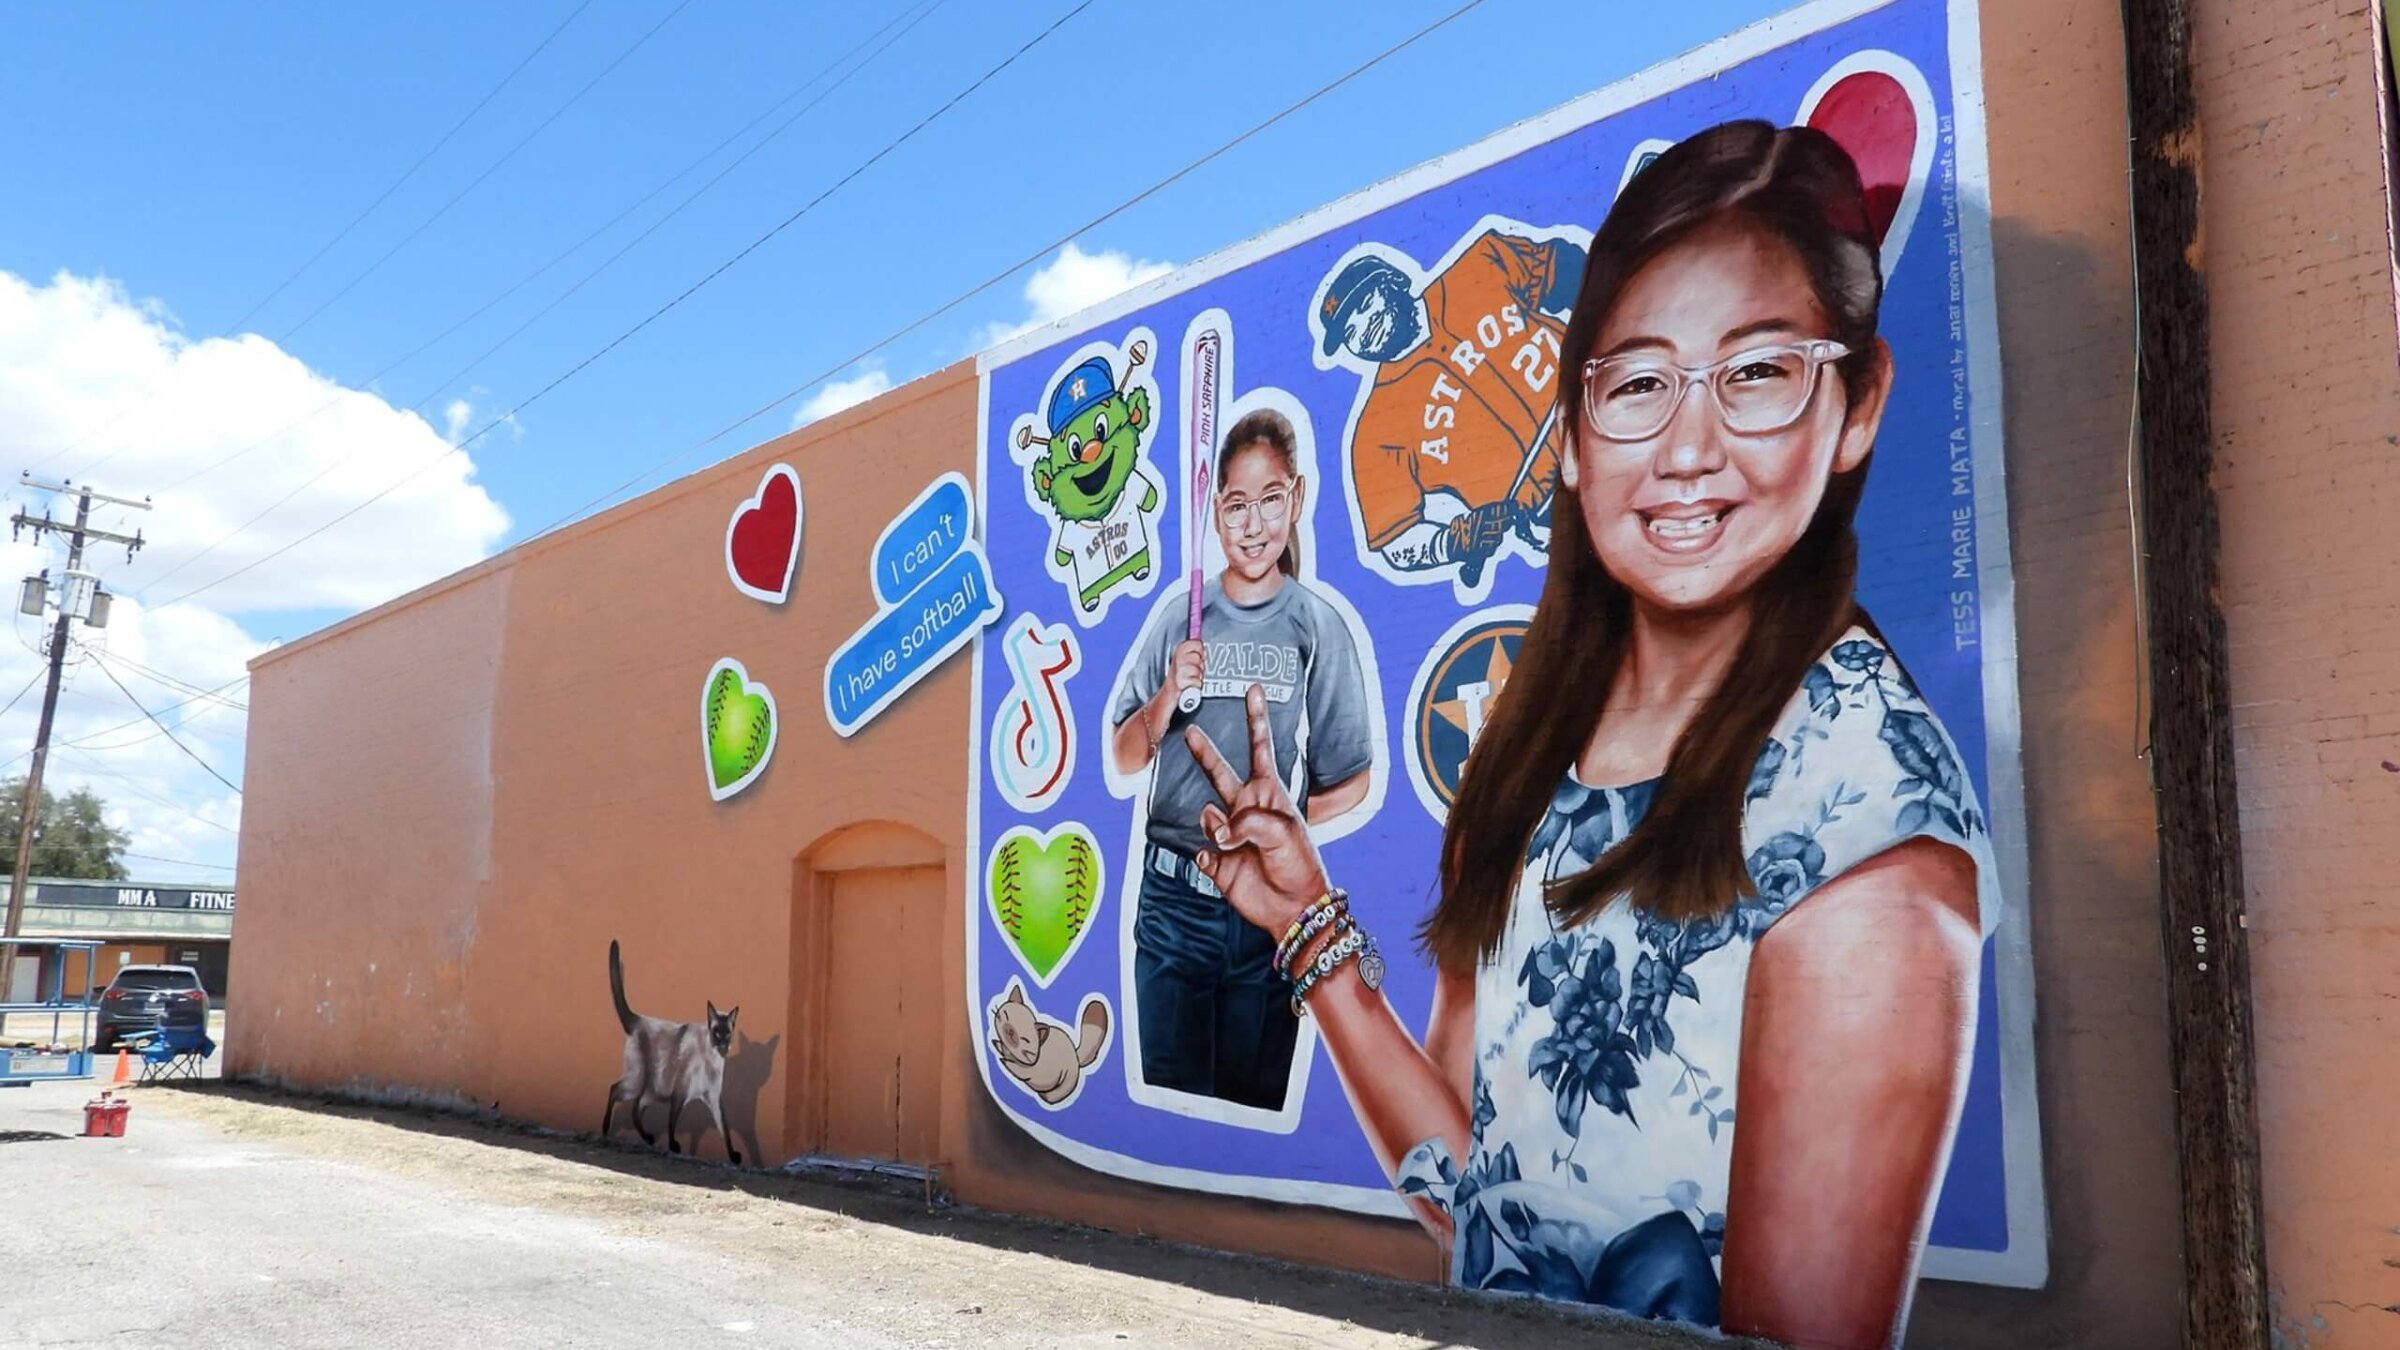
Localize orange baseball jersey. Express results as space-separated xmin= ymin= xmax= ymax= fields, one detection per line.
xmin=1350 ymin=231 xmax=1569 ymax=550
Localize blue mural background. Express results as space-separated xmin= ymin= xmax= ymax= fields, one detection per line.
xmin=970 ymin=0 xmax=2020 ymax=1257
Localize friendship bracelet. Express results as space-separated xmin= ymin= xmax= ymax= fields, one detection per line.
xmin=1280 ymin=911 xmax=1353 ymax=986
xmin=1274 ymin=890 xmax=1347 ymax=974
xmin=1290 ymin=926 xmax=1384 ymax=1017
xmin=1276 ymin=890 xmax=1343 ymax=958
xmin=1274 ymin=895 xmax=1350 ymax=979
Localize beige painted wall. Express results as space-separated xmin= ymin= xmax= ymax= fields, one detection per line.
xmin=2200 ymin=4 xmax=2400 ymax=1346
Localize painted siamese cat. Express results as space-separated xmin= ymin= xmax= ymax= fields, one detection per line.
xmin=988 ymin=983 xmax=1109 ymax=1107
xmin=602 ymin=939 xmax=742 ymax=1164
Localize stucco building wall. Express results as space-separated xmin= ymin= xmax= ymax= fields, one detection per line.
xmin=2200 ymin=4 xmax=2400 ymax=1345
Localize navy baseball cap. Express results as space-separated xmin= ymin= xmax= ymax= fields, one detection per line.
xmin=1319 ymin=255 xmax=1409 ymax=356
xmin=1047 ymin=357 xmax=1118 ymax=435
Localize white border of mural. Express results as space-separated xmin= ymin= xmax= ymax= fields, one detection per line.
xmin=968 ymin=0 xmax=2045 ymax=1288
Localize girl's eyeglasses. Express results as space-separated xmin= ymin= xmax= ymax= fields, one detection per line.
xmin=1582 ymin=339 xmax=1851 ymax=443
xmin=1217 ymin=487 xmax=1292 ymax=529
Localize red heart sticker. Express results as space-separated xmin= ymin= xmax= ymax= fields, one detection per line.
xmin=1800 ymin=58 xmax=1932 ymax=267
xmin=726 ymin=464 xmax=803 ymax=604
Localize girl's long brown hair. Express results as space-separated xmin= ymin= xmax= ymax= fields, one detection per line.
xmin=1424 ymin=120 xmax=1888 ymax=970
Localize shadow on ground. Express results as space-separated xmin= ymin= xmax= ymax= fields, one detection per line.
xmin=152 ymin=1078 xmax=1741 ymax=1350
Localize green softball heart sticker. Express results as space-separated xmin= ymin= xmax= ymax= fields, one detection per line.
xmin=702 ymin=658 xmax=778 ymax=801
xmin=987 ymin=824 xmax=1101 ymax=986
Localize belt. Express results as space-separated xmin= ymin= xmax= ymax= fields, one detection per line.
xmin=1144 ymin=843 xmax=1222 ymax=899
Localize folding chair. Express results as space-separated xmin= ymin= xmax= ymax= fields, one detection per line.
xmin=130 ymin=1024 xmax=215 ymax=1082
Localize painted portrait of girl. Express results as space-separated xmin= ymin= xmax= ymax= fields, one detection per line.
xmin=1174 ymin=120 xmax=1997 ymax=1348
xmin=1108 ymin=405 xmax=1377 ymax=1111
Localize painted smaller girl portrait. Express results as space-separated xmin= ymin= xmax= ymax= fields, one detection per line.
xmin=1173 ymin=119 xmax=1998 ymax=1350
xmin=1107 ymin=406 xmax=1377 ymax=1111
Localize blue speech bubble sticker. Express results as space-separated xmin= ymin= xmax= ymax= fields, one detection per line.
xmin=827 ymin=543 xmax=1003 ymax=738
xmin=871 ymin=472 xmax=974 ymax=608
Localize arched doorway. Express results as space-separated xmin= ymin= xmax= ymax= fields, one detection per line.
xmin=788 ymin=822 xmax=947 ymax=1165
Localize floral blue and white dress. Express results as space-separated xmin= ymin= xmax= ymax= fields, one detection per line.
xmin=1396 ymin=627 xmax=2000 ymax=1326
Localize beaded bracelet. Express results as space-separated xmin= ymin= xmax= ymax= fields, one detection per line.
xmin=1280 ymin=911 xmax=1352 ymax=987
xmin=1273 ymin=890 xmax=1347 ymax=976
xmin=1274 ymin=893 xmax=1350 ymax=979
xmin=1290 ymin=926 xmax=1384 ymax=1017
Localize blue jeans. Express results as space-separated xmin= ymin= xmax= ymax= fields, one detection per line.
xmin=1133 ymin=848 xmax=1300 ymax=1109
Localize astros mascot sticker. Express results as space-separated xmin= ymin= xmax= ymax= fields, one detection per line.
xmin=1010 ymin=330 xmax=1166 ymax=626
xmin=1309 ymin=218 xmax=1590 ymax=599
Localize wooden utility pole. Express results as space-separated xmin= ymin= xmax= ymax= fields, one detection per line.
xmin=2120 ymin=1 xmax=2271 ymax=1345
xmin=0 ymin=478 xmax=148 ymax=995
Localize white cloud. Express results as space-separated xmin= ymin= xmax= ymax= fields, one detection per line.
xmin=443 ymin=388 xmax=520 ymax=445
xmin=0 ymin=268 xmax=514 ymax=881
xmin=789 ymin=366 xmax=893 ymax=429
xmin=972 ymin=242 xmax=1174 ymax=350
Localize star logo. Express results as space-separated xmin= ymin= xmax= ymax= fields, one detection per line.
xmin=1411 ymin=616 xmax=1528 ymax=815
xmin=1069 ymin=375 xmax=1088 ymax=401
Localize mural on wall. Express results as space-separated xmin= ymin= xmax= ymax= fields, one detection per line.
xmin=825 ymin=472 xmax=1002 ymax=737
xmin=602 ymin=940 xmax=745 ymax=1162
xmin=988 ymin=822 xmax=1104 ymax=986
xmin=1006 ymin=333 xmax=1167 ymax=624
xmin=725 ymin=462 xmax=804 ymax=604
xmin=1309 ymin=221 xmax=1587 ymax=602
xmin=701 ymin=658 xmax=778 ymax=802
xmin=987 ymin=979 xmax=1113 ymax=1109
xmin=967 ymin=0 xmax=2041 ymax=1343
xmin=988 ymin=614 xmax=1084 ymax=813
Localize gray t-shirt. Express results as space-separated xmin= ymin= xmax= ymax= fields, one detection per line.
xmin=1110 ymin=578 xmax=1375 ymax=856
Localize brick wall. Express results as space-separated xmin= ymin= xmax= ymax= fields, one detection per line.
xmin=2201 ymin=4 xmax=2400 ymax=1345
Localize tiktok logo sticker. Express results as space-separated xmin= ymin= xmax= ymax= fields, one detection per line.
xmin=1404 ymin=606 xmax=1532 ymax=822
xmin=990 ymin=614 xmax=1082 ymax=813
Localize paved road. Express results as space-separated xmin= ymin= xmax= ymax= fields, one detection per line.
xmin=0 ymin=1078 xmax=1735 ymax=1350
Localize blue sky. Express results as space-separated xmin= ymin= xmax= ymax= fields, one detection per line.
xmin=0 ymin=0 xmax=1807 ymax=877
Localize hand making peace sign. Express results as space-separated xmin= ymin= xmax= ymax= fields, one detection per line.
xmin=1184 ymin=683 xmax=1335 ymax=938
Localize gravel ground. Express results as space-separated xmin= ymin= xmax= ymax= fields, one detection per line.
xmin=0 ymin=1076 xmax=1742 ymax=1350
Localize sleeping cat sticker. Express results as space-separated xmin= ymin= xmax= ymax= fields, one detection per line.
xmin=987 ymin=980 xmax=1110 ymax=1109
xmin=602 ymin=939 xmax=742 ymax=1163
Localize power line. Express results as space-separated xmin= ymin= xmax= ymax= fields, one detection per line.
xmin=90 ymin=661 xmax=241 ymax=797
xmin=275 ymin=0 xmax=700 ymax=345
xmin=0 ymin=673 xmax=253 ymax=769
xmin=0 ymin=831 xmax=232 ymax=872
xmin=0 ymin=668 xmax=43 ymax=722
xmin=533 ymin=0 xmax=1500 ymax=532
xmin=4 ymin=480 xmax=152 ymax=945
xmin=225 ymin=0 xmax=601 ymax=337
xmin=53 ymin=747 xmax=241 ymax=837
xmin=151 ymin=0 xmax=947 ymax=502
xmin=135 ymin=0 xmax=956 ymax=596
xmin=124 ymin=853 xmax=236 ymax=872
xmin=40 ymin=0 xmax=599 ymax=478
xmin=90 ymin=651 xmax=249 ymax=712
xmin=145 ymin=0 xmax=1100 ymax=610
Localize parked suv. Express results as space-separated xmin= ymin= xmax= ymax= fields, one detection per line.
xmin=94 ymin=965 xmax=209 ymax=1051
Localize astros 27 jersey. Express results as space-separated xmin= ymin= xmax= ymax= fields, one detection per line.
xmin=1350 ymin=231 xmax=1570 ymax=549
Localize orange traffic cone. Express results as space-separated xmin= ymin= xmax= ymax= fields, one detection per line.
xmin=112 ymin=1048 xmax=129 ymax=1084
